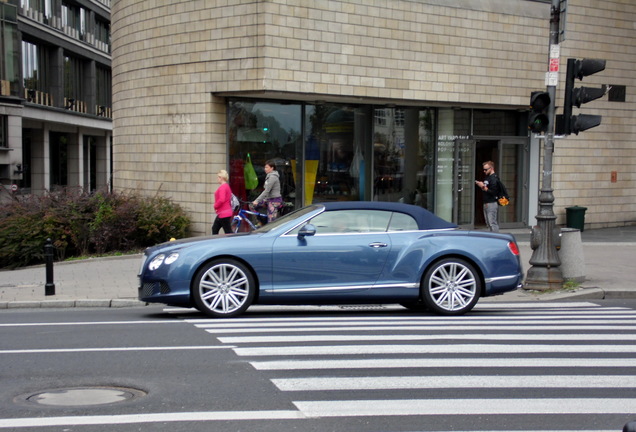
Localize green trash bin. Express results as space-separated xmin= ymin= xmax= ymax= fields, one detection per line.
xmin=566 ymin=206 xmax=587 ymax=231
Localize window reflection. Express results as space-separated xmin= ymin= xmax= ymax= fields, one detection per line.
xmin=305 ymin=105 xmax=366 ymax=204
xmin=373 ymin=108 xmax=435 ymax=210
xmin=228 ymin=101 xmax=300 ymax=213
xmin=228 ymin=100 xmax=437 ymax=213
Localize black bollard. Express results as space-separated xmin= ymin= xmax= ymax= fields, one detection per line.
xmin=44 ymin=238 xmax=55 ymax=296
xmin=625 ymin=421 xmax=636 ymax=432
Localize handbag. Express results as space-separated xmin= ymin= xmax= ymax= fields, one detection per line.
xmin=244 ymin=154 xmax=258 ymax=190
xmin=496 ymin=176 xmax=510 ymax=206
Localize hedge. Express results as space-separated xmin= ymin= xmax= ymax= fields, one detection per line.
xmin=0 ymin=189 xmax=190 ymax=269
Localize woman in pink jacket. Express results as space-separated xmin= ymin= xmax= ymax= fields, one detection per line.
xmin=212 ymin=170 xmax=234 ymax=234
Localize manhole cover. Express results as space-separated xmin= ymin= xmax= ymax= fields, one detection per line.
xmin=19 ymin=386 xmax=146 ymax=407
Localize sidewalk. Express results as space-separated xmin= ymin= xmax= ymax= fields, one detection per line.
xmin=1 ymin=226 xmax=635 ymax=309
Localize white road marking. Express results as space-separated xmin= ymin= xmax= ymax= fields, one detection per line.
xmin=293 ymin=398 xmax=636 ymax=417
xmin=219 ymin=332 xmax=636 ymax=343
xmin=272 ymin=375 xmax=636 ymax=391
xmin=205 ymin=324 xmax=636 ymax=333
xmin=251 ymin=357 xmax=636 ymax=370
xmin=0 ymin=320 xmax=182 ymax=327
xmin=0 ymin=346 xmax=235 ymax=354
xmin=234 ymin=343 xmax=636 ymax=356
xmin=191 ymin=316 xmax=636 ymax=328
xmin=0 ymin=410 xmax=305 ymax=428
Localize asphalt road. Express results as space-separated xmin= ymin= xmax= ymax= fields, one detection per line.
xmin=1 ymin=301 xmax=636 ymax=432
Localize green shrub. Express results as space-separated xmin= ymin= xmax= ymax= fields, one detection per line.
xmin=0 ymin=189 xmax=191 ymax=268
xmin=135 ymin=195 xmax=190 ymax=246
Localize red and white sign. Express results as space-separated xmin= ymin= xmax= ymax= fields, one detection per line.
xmin=549 ymin=58 xmax=559 ymax=72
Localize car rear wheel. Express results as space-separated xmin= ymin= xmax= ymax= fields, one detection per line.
xmin=421 ymin=258 xmax=480 ymax=315
xmin=192 ymin=259 xmax=255 ymax=318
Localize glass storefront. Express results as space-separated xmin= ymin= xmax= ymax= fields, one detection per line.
xmin=227 ymin=99 xmax=527 ymax=228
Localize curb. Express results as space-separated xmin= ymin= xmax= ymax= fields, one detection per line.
xmin=0 ymin=299 xmax=147 ymax=310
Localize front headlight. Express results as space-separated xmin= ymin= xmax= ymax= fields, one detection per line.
xmin=147 ymin=252 xmax=180 ymax=271
xmin=165 ymin=252 xmax=179 ymax=265
xmin=148 ymin=254 xmax=165 ymax=271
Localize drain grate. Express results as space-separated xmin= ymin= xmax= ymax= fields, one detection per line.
xmin=18 ymin=386 xmax=146 ymax=407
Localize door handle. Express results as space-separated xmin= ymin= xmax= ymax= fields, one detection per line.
xmin=368 ymin=242 xmax=388 ymax=248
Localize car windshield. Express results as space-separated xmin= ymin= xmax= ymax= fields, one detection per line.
xmin=253 ymin=205 xmax=322 ymax=233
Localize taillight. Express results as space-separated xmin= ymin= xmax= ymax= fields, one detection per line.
xmin=508 ymin=241 xmax=520 ymax=256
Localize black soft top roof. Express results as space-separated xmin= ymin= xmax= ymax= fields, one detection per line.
xmin=319 ymin=201 xmax=457 ymax=230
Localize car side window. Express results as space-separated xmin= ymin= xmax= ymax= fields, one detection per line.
xmin=289 ymin=210 xmax=392 ymax=234
xmin=387 ymin=212 xmax=419 ymax=231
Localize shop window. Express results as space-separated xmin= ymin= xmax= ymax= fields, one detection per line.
xmin=305 ymin=105 xmax=369 ymax=205
xmin=373 ymin=108 xmax=436 ymax=210
xmin=228 ymin=101 xmax=301 ymax=212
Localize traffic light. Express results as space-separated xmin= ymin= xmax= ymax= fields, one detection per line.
xmin=560 ymin=58 xmax=606 ymax=135
xmin=528 ymin=91 xmax=550 ymax=134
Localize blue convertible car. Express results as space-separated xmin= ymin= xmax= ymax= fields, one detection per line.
xmin=138 ymin=201 xmax=522 ymax=317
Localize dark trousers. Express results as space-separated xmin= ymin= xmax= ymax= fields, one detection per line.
xmin=212 ymin=216 xmax=233 ymax=234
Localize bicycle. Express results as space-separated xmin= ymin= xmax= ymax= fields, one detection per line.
xmin=231 ymin=201 xmax=268 ymax=233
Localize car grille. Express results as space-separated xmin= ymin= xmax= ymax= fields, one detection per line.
xmin=140 ymin=281 xmax=171 ymax=297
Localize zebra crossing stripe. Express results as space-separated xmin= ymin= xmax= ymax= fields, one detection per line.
xmin=191 ymin=316 xmax=636 ymax=329
xmin=233 ymin=343 xmax=636 ymax=356
xmin=219 ymin=332 xmax=636 ymax=344
xmin=293 ymin=398 xmax=636 ymax=417
xmin=204 ymin=324 xmax=636 ymax=333
xmin=251 ymin=357 xmax=636 ymax=370
xmin=272 ymin=375 xmax=636 ymax=391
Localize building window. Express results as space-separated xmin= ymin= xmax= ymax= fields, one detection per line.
xmin=21 ymin=0 xmax=53 ymax=18
xmin=61 ymin=2 xmax=87 ymax=40
xmin=373 ymin=108 xmax=436 ymax=210
xmin=228 ymin=100 xmax=301 ymax=211
xmin=96 ymin=65 xmax=111 ymax=111
xmin=50 ymin=132 xmax=68 ymax=188
xmin=0 ymin=116 xmax=7 ymax=148
xmin=95 ymin=18 xmax=110 ymax=52
xmin=1 ymin=3 xmax=19 ymax=96
xmin=22 ymin=40 xmax=47 ymax=91
xmin=64 ymin=54 xmax=84 ymax=110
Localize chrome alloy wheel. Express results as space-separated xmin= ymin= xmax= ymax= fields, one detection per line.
xmin=193 ymin=260 xmax=254 ymax=317
xmin=423 ymin=258 xmax=480 ymax=315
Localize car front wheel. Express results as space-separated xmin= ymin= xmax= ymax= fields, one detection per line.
xmin=421 ymin=258 xmax=480 ymax=315
xmin=192 ymin=259 xmax=255 ymax=318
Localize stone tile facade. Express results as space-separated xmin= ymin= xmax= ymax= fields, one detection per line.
xmin=111 ymin=0 xmax=635 ymax=235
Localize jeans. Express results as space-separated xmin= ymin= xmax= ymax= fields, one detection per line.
xmin=483 ymin=202 xmax=499 ymax=232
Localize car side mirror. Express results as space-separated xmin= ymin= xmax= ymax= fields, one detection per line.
xmin=298 ymin=223 xmax=316 ymax=238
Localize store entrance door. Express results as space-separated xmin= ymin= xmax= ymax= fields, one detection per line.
xmin=451 ymin=137 xmax=528 ymax=229
xmin=474 ymin=137 xmax=528 ymax=229
xmin=452 ymin=139 xmax=476 ymax=228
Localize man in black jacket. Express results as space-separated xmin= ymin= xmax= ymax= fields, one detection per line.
xmin=475 ymin=160 xmax=501 ymax=232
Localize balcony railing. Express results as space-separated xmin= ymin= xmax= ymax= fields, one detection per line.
xmin=24 ymin=89 xmax=53 ymax=106
xmin=1 ymin=80 xmax=11 ymax=96
xmin=21 ymin=7 xmax=111 ymax=54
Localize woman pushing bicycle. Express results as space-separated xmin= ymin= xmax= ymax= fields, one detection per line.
xmin=252 ymin=159 xmax=282 ymax=222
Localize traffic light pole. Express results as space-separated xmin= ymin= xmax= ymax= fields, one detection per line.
xmin=524 ymin=0 xmax=564 ymax=291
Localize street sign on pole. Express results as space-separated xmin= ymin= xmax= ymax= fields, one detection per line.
xmin=559 ymin=0 xmax=568 ymax=42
